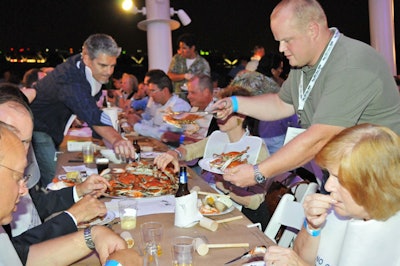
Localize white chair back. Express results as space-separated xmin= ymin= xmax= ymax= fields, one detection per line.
xmin=294 ymin=182 xmax=318 ymax=203
xmin=264 ymin=194 xmax=305 ymax=247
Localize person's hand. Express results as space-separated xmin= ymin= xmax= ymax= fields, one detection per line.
xmin=223 ymin=163 xmax=256 ymax=187
xmin=75 ymin=174 xmax=110 ymax=198
xmin=113 ymin=138 xmax=136 ymax=160
xmin=67 ymin=195 xmax=107 ymax=224
xmin=212 ymin=97 xmax=233 ymax=119
xmin=303 ymin=193 xmax=336 ymax=229
xmin=160 ymin=131 xmax=181 ymax=144
xmin=90 ymin=226 xmax=127 ymax=265
xmin=126 ymin=112 xmax=142 ymax=126
xmin=153 ymin=152 xmax=180 ymax=173
xmin=106 ymin=249 xmax=143 ymax=266
xmin=184 ymin=73 xmax=193 ymax=80
xmin=264 ymin=245 xmax=308 ymax=266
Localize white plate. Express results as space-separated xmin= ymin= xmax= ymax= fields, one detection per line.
xmin=141 ymin=151 xmax=162 ymax=159
xmin=198 ymin=158 xmax=224 ymax=174
xmin=201 ymin=205 xmax=235 ymax=217
xmin=78 ymin=211 xmax=116 ymax=228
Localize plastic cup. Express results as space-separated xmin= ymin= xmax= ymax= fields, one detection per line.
xmin=95 ymin=157 xmax=109 ymax=174
xmin=82 ymin=144 xmax=94 ymax=164
xmin=172 ymin=236 xmax=195 ymax=266
xmin=118 ymin=199 xmax=138 ymax=230
xmin=141 ymin=222 xmax=163 ymax=257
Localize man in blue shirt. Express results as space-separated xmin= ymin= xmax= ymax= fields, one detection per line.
xmin=30 ymin=34 xmax=136 ymax=187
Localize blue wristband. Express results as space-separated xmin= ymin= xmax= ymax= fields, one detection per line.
xmin=105 ymin=260 xmax=122 ymax=266
xmin=231 ymin=96 xmax=239 ymax=113
xmin=303 ymin=219 xmax=321 ymax=237
xmin=179 ymin=134 xmax=185 ymax=145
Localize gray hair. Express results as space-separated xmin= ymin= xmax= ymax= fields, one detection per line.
xmin=82 ymin=34 xmax=121 ymax=60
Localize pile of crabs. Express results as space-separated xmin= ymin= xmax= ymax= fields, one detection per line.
xmin=103 ymin=161 xmax=178 ymax=197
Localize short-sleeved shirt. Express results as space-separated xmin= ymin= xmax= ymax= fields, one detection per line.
xmin=168 ymin=53 xmax=211 ymax=94
xmin=279 ymin=32 xmax=400 ymax=134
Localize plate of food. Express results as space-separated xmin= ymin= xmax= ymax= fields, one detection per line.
xmin=78 ymin=211 xmax=116 ymax=228
xmin=163 ymin=112 xmax=207 ymax=128
xmin=199 ymin=195 xmax=235 ymax=216
xmin=198 ymin=147 xmax=250 ymax=174
xmin=104 ymin=161 xmax=178 ymax=198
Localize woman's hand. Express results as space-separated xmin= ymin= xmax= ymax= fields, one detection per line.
xmin=303 ymin=193 xmax=336 ymax=229
xmin=265 ymin=245 xmax=309 ymax=266
xmin=154 ymin=152 xmax=179 ymax=172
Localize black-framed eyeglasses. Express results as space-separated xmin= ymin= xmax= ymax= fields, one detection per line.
xmin=0 ymin=164 xmax=31 ymax=184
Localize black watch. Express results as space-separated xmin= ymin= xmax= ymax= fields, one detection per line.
xmin=253 ymin=164 xmax=266 ymax=184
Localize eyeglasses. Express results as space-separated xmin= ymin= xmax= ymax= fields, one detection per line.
xmin=0 ymin=164 xmax=31 ymax=184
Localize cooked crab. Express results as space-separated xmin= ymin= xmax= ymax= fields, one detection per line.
xmin=209 ymin=146 xmax=250 ymax=169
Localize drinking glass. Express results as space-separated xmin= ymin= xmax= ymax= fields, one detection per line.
xmin=141 ymin=222 xmax=163 ymax=265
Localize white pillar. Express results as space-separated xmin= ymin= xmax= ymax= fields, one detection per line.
xmin=138 ymin=0 xmax=180 ymax=73
xmin=368 ymin=0 xmax=396 ymax=75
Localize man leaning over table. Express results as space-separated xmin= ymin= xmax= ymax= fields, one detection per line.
xmin=0 ymin=84 xmax=112 ymax=264
xmin=213 ymin=0 xmax=400 ymax=189
xmin=29 ymin=33 xmax=136 ymax=188
xmin=133 ymin=69 xmax=191 ymax=139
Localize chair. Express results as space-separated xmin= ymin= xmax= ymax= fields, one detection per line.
xmin=293 ymin=182 xmax=318 ymax=203
xmin=264 ymin=194 xmax=305 ymax=247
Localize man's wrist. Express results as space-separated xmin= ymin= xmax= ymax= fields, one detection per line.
xmin=83 ymin=226 xmax=96 ymax=250
xmin=253 ymin=164 xmax=266 ymax=184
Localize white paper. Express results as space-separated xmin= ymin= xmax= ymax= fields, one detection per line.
xmin=105 ymin=195 xmax=176 ymax=218
xmin=174 ymin=192 xmax=203 ymax=228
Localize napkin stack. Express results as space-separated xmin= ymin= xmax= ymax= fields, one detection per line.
xmin=174 ymin=191 xmax=202 ymax=228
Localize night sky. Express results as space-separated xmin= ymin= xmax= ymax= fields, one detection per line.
xmin=0 ymin=0 xmax=399 ymax=71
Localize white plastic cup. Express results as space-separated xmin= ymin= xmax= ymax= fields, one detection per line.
xmin=118 ymin=199 xmax=138 ymax=230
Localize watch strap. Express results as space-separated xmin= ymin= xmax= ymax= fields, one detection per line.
xmin=84 ymin=226 xmax=96 ymax=250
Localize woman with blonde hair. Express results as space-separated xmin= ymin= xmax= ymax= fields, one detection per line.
xmin=264 ymin=123 xmax=400 ymax=265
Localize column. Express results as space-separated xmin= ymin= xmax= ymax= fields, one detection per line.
xmin=368 ymin=0 xmax=396 ymax=75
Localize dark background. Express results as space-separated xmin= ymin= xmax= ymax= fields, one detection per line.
xmin=0 ymin=0 xmax=399 ymax=77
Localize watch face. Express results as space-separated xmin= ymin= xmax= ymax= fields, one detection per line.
xmin=255 ymin=174 xmax=265 ymax=184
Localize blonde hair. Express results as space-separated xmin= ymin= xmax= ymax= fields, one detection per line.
xmin=316 ymin=124 xmax=400 ymax=220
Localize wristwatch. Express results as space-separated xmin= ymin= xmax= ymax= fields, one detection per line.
xmin=253 ymin=164 xmax=266 ymax=184
xmin=84 ymin=227 xmax=95 ymax=250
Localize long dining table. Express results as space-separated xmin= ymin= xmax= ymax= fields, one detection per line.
xmin=56 ymin=134 xmax=275 ymax=265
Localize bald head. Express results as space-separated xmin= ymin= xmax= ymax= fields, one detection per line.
xmin=0 ymin=99 xmax=33 ymax=153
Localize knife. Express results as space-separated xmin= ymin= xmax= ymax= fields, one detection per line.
xmin=224 ymin=246 xmax=267 ymax=265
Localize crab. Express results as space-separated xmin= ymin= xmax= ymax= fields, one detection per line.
xmin=209 ymin=146 xmax=250 ymax=169
xmin=106 ymin=161 xmax=178 ymax=197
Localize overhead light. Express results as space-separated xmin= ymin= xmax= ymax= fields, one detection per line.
xmin=170 ymin=8 xmax=191 ymax=26
xmin=176 ymin=9 xmax=191 ymax=26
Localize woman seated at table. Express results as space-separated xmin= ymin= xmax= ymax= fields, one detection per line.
xmin=154 ymin=86 xmax=271 ymax=230
xmin=264 ymin=123 xmax=400 ymax=265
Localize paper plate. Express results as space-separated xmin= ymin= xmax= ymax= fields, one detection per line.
xmin=78 ymin=211 xmax=116 ymax=228
xmin=201 ymin=205 xmax=235 ymax=217
xmin=198 ymin=158 xmax=224 ymax=174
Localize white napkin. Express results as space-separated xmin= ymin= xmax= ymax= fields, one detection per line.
xmin=102 ymin=107 xmax=119 ymax=131
xmin=174 ymin=191 xmax=203 ymax=228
